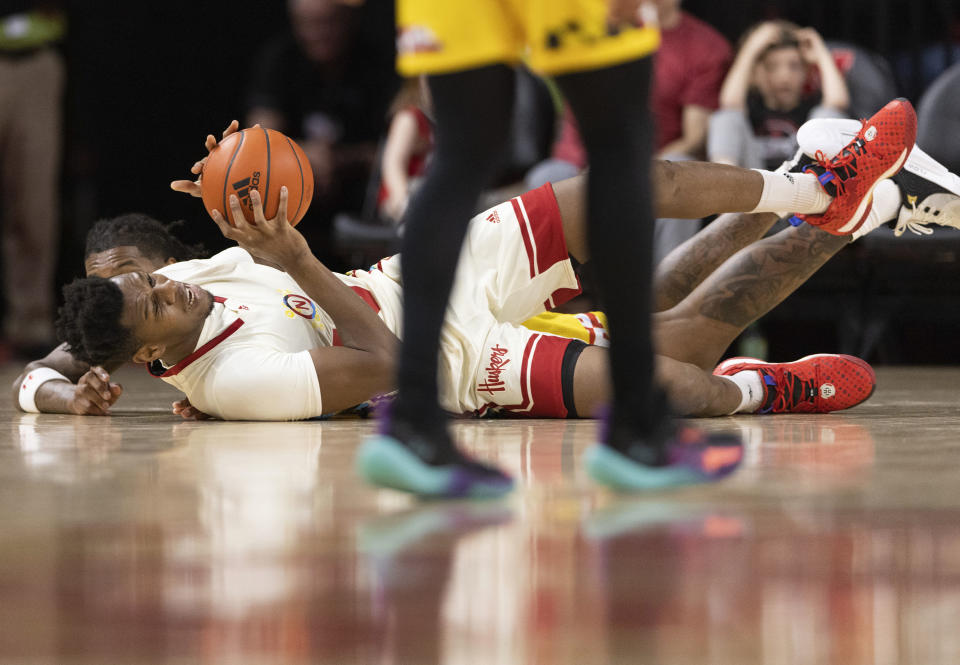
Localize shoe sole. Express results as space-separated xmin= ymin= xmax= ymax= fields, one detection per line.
xmin=715 ymin=352 xmax=848 ymax=374
xmin=356 ymin=435 xmax=513 ymax=499
xmin=837 ymin=146 xmax=910 ymax=234
xmin=798 ymin=118 xmax=960 ymax=196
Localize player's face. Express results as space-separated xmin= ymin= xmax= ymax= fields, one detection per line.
xmin=113 ymin=271 xmax=214 ymax=361
xmin=755 ymin=47 xmax=806 ymax=111
xmin=85 ymin=246 xmax=172 ymax=279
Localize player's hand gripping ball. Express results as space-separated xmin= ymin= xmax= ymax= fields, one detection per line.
xmin=201 ymin=127 xmax=314 ymax=227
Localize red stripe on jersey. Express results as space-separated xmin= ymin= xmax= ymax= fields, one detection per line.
xmin=511 ymin=197 xmax=537 ymax=279
xmin=520 ymin=182 xmax=569 ymax=273
xmin=350 ymin=286 xmax=381 ymax=313
xmin=502 ymin=333 xmax=570 ymax=418
xmin=543 ymin=286 xmax=583 ymax=313
xmin=586 ymin=312 xmax=603 ymax=329
xmin=549 ymin=278 xmax=583 ymax=310
xmin=500 ymin=334 xmax=538 ymax=412
xmin=147 ymin=318 xmax=245 ymax=378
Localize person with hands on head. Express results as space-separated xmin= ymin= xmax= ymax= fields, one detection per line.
xmin=709 ymin=20 xmax=849 ymax=170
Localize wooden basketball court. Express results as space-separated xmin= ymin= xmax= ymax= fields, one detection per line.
xmin=2 ymin=363 xmax=960 ymax=664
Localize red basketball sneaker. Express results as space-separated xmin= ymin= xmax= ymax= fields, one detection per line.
xmin=713 ymin=354 xmax=876 ymax=414
xmin=792 ymin=98 xmax=917 ymax=236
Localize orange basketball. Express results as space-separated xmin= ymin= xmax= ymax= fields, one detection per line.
xmin=201 ymin=127 xmax=314 ymax=227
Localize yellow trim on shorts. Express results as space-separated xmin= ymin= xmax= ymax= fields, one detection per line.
xmin=522 ymin=311 xmax=608 ymax=343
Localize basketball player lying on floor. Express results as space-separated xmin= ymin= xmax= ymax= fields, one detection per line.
xmin=11 ymin=212 xmax=609 ymax=415
xmin=35 ymin=114 xmax=960 ymax=421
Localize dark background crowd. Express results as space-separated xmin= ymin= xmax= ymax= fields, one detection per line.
xmin=1 ymin=0 xmax=958 ymax=363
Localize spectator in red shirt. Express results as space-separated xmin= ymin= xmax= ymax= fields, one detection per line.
xmin=708 ymin=20 xmax=850 ymax=170
xmin=653 ymin=0 xmax=732 ymax=159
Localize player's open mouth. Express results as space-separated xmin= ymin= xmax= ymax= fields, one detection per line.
xmin=184 ymin=284 xmax=195 ymax=310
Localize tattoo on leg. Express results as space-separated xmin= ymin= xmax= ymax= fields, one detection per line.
xmin=655 ymin=213 xmax=777 ymax=311
xmin=697 ymin=225 xmax=849 ymax=328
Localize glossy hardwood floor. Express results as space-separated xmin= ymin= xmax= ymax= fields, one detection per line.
xmin=2 ymin=364 xmax=960 ymax=665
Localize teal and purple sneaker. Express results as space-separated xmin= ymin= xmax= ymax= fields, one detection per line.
xmin=357 ymin=406 xmax=514 ymax=499
xmin=584 ymin=425 xmax=743 ymax=491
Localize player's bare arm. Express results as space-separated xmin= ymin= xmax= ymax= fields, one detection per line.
xmin=12 ymin=344 xmax=123 ymax=416
xmin=212 ymin=187 xmax=399 ymax=414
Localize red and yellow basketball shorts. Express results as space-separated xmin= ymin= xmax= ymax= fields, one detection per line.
xmin=351 ymin=183 xmax=587 ymax=417
xmin=397 ymin=0 xmax=660 ymax=76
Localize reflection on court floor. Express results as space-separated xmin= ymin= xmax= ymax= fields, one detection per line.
xmin=2 ymin=364 xmax=960 ymax=664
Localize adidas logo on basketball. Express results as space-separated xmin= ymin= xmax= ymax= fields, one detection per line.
xmin=232 ymin=171 xmax=261 ymax=210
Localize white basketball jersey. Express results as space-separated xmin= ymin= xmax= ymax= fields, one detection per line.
xmin=152 ymin=247 xmax=401 ymax=420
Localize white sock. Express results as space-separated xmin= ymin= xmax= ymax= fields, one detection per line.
xmin=749 ymin=169 xmax=832 ymax=217
xmin=851 ymin=179 xmax=903 ymax=240
xmin=721 ymin=370 xmax=764 ymax=414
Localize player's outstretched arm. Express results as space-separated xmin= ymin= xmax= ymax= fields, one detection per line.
xmin=211 ymin=187 xmax=399 ymax=415
xmin=12 ymin=344 xmax=123 ymax=416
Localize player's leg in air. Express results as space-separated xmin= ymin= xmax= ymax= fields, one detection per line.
xmin=793 ymin=116 xmax=960 ymax=237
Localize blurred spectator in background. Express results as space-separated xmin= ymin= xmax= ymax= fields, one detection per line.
xmin=378 ymin=76 xmax=432 ymax=226
xmin=527 ymin=0 xmax=732 ymax=263
xmin=245 ymin=0 xmax=398 ymax=266
xmin=708 ymin=20 xmax=849 ymax=170
xmin=651 ymin=0 xmax=731 ymax=160
xmin=0 ymin=2 xmax=65 ymax=359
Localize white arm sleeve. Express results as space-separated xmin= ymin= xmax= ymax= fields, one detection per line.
xmin=192 ymin=348 xmax=323 ymax=421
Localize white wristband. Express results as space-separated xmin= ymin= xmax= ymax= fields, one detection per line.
xmin=18 ymin=367 xmax=70 ymax=413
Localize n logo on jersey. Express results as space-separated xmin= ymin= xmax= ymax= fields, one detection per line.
xmin=283 ymin=293 xmax=316 ymax=319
